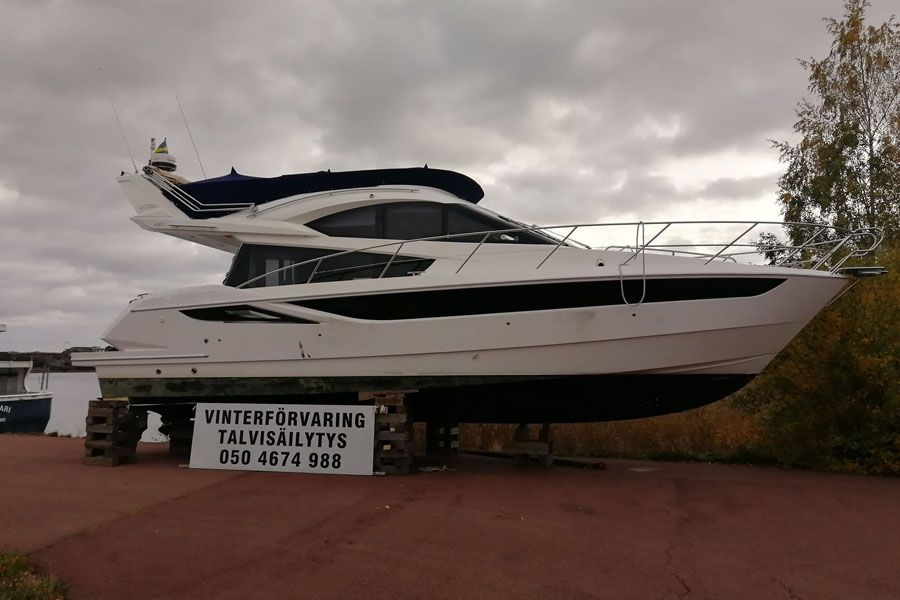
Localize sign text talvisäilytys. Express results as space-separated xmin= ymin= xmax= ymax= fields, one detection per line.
xmin=190 ymin=403 xmax=375 ymax=475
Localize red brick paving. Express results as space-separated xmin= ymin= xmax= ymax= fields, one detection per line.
xmin=1 ymin=435 xmax=898 ymax=599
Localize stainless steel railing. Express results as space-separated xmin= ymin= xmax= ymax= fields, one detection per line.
xmin=143 ymin=167 xmax=255 ymax=214
xmin=234 ymin=220 xmax=884 ymax=289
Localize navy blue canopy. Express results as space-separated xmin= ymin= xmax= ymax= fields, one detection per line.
xmin=169 ymin=167 xmax=484 ymax=219
xmin=185 ymin=167 xmax=260 ymax=186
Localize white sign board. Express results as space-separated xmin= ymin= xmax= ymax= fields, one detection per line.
xmin=190 ymin=403 xmax=375 ymax=476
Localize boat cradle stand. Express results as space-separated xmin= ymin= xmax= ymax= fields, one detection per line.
xmin=513 ymin=423 xmax=554 ymax=467
xmin=82 ymin=398 xmax=185 ymax=466
xmin=82 ymin=398 xmax=148 ymax=467
xmin=361 ymin=390 xmax=414 ymax=475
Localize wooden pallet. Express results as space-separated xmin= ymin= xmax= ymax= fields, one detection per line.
xmin=365 ymin=391 xmax=416 ymax=475
xmin=512 ymin=423 xmax=554 ymax=467
xmin=426 ymin=422 xmax=460 ymax=456
xmin=82 ymin=399 xmax=147 ymax=467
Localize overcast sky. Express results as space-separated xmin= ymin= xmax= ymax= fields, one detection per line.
xmin=0 ymin=0 xmax=895 ymax=350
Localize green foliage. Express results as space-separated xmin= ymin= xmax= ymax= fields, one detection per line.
xmin=773 ymin=0 xmax=900 ymax=243
xmin=0 ymin=553 xmax=66 ymax=600
xmin=736 ymin=245 xmax=900 ymax=474
xmin=740 ymin=0 xmax=900 ymax=476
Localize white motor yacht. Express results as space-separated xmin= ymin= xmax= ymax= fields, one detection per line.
xmin=73 ymin=141 xmax=884 ymax=423
xmin=1 ymin=324 xmax=53 ymax=433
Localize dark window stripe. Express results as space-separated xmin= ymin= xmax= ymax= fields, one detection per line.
xmin=289 ymin=277 xmax=784 ymax=320
xmin=182 ymin=305 xmax=317 ymax=324
xmin=224 ymin=244 xmax=434 ymax=288
xmin=307 ymin=202 xmax=553 ymax=244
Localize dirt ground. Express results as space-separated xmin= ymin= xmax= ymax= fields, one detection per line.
xmin=1 ymin=435 xmax=898 ymax=600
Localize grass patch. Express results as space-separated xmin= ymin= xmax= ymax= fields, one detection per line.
xmin=0 ymin=553 xmax=66 ymax=600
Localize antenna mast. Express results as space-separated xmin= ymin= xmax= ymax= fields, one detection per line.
xmin=100 ymin=68 xmax=137 ymax=173
xmin=176 ymin=95 xmax=207 ymax=179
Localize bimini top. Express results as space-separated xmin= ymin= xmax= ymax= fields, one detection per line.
xmin=167 ymin=166 xmax=484 ymax=219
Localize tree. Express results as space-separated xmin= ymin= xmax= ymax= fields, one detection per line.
xmin=737 ymin=1 xmax=900 ymax=475
xmin=773 ymin=0 xmax=900 ymax=244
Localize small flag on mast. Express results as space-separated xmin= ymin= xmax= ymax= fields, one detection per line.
xmin=154 ymin=138 xmax=169 ymax=154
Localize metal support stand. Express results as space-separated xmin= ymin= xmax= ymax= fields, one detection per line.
xmin=158 ymin=405 xmax=195 ymax=458
xmin=512 ymin=423 xmax=554 ymax=467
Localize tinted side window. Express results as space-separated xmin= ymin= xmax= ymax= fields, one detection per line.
xmin=447 ymin=206 xmax=498 ymax=242
xmin=224 ymin=244 xmax=433 ymax=288
xmin=308 ymin=206 xmax=380 ymax=238
xmin=446 ymin=206 xmax=551 ymax=244
xmin=307 ymin=202 xmax=553 ymax=244
xmin=224 ymin=245 xmax=335 ymax=288
xmin=384 ymin=203 xmax=444 ymax=240
xmin=315 ymin=253 xmax=433 ymax=282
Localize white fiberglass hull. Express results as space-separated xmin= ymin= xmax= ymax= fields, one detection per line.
xmin=84 ymin=309 xmax=809 ymax=380
xmin=73 ymin=266 xmax=845 ymax=422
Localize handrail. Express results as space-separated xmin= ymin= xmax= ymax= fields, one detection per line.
xmin=143 ymin=168 xmax=255 ymax=214
xmin=233 ymin=220 xmax=884 ymax=289
xmin=622 ymin=222 xmax=670 ymax=267
xmin=379 ymin=241 xmax=407 ymax=278
xmin=604 ymin=246 xmax=739 ymax=262
xmin=775 ymin=226 xmax=826 ymax=266
xmin=815 ymin=228 xmax=878 ymax=270
xmin=619 ymin=222 xmax=648 ymax=305
xmin=536 ymin=225 xmax=579 ymax=269
xmin=247 ymin=187 xmax=422 ymax=218
xmin=455 ymin=232 xmax=493 ymax=274
xmin=704 ymin=222 xmax=757 ymax=264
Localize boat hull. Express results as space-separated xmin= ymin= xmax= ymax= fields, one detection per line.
xmin=77 ymin=267 xmax=847 ymax=423
xmin=0 ymin=393 xmax=52 ymax=434
xmin=100 ymin=373 xmax=752 ymax=423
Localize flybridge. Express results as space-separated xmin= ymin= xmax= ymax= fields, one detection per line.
xmin=148 ymin=164 xmax=485 ymax=219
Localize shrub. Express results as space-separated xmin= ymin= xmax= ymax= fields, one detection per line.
xmin=0 ymin=553 xmax=66 ymax=600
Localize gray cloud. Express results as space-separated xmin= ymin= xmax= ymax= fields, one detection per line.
xmin=1 ymin=0 xmax=893 ymax=349
xmin=699 ymin=175 xmax=779 ymax=201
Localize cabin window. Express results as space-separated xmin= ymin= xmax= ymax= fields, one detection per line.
xmin=446 ymin=206 xmax=505 ymax=242
xmin=307 ymin=202 xmax=553 ymax=244
xmin=384 ymin=203 xmax=444 ymax=240
xmin=308 ymin=205 xmax=380 ymax=238
xmin=224 ymin=244 xmax=434 ymax=288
